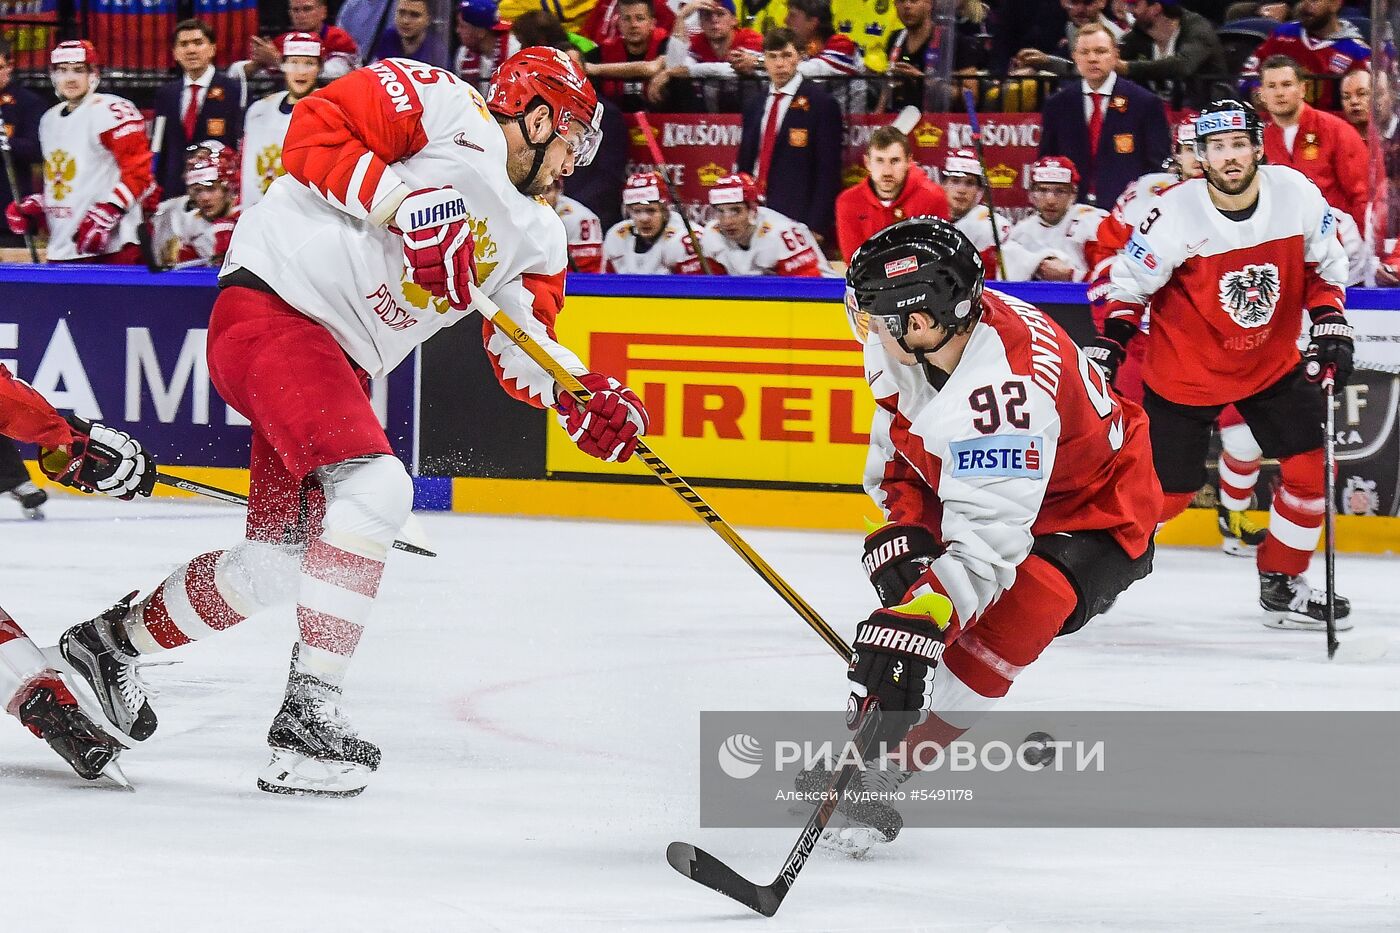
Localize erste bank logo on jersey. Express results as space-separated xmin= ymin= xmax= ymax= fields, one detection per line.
xmin=949 ymin=434 xmax=1044 ymax=478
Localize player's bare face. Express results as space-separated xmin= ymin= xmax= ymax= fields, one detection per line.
xmin=1175 ymin=144 xmax=1202 ymax=180
xmin=283 ymin=57 xmax=319 ymax=98
xmin=395 ymin=0 xmax=430 ymax=40
xmin=942 ymin=175 xmax=981 ymax=220
xmin=51 ymin=63 xmax=91 ymax=102
xmin=505 ymin=110 xmax=582 ymax=195
xmin=190 ymin=184 xmax=230 ymax=219
xmin=714 ymin=203 xmax=755 ymax=242
xmin=865 ymin=144 xmax=911 ymax=201
xmin=289 ymin=0 xmax=328 ymax=32
xmin=1202 ymin=133 xmax=1258 ymax=196
xmin=1259 ymin=68 xmax=1304 ymax=121
xmin=1030 ymin=183 xmax=1075 ymax=226
xmin=628 ymin=202 xmax=666 ymax=237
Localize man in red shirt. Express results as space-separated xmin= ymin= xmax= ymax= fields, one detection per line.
xmin=1259 ymin=54 xmax=1368 ymax=229
xmin=835 ymin=126 xmax=948 ymax=261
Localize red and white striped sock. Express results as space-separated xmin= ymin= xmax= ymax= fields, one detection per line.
xmin=294 ymin=537 xmax=385 ymax=685
xmin=1217 ymin=423 xmax=1262 ymax=511
xmin=124 ymin=551 xmax=250 ymax=654
xmin=1257 ymin=450 xmax=1326 ymax=576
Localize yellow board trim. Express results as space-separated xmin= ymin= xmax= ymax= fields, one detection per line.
xmin=24 ymin=462 xmax=251 ymax=501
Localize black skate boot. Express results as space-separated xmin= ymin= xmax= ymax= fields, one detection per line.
xmin=58 ymin=594 xmax=158 ymax=742
xmin=17 ymin=680 xmax=125 ymax=782
xmin=1217 ymin=503 xmax=1266 ymax=557
xmin=1260 ymin=572 xmax=1353 ymax=631
xmin=7 ymin=481 xmax=47 ymax=520
xmin=257 ymin=647 xmax=380 ymax=798
xmin=793 ymin=760 xmax=910 ymax=857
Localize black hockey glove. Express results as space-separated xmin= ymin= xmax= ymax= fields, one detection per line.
xmin=1083 ymin=318 xmax=1138 ymax=387
xmin=862 ymin=522 xmax=943 ymax=608
xmin=847 ymin=595 xmax=952 ymax=746
xmin=39 ymin=415 xmax=157 ymax=500
xmin=1303 ymin=307 xmax=1354 ymax=388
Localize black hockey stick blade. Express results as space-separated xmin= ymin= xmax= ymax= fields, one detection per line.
xmin=666 ymin=842 xmax=782 ymax=917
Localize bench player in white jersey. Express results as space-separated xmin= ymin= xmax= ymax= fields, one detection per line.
xmin=698 ymin=172 xmax=836 ymax=277
xmin=1007 ymin=156 xmax=1108 ymax=282
xmin=148 ymin=143 xmax=239 ymax=268
xmin=0 ymin=364 xmax=155 ymax=782
xmin=603 ymin=171 xmax=702 ymax=274
xmin=240 ymin=32 xmax=322 ymax=210
xmin=938 ymin=148 xmax=1035 ymax=281
xmin=1091 ymin=99 xmax=1355 ymax=630
xmin=808 ymin=218 xmax=1160 ymax=853
xmin=58 ymin=49 xmax=651 ymax=798
xmin=544 ymin=178 xmax=603 ymax=272
xmin=3 ymin=41 xmax=152 ymax=263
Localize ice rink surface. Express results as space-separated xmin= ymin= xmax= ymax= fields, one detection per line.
xmin=1 ymin=496 xmax=1396 ymax=932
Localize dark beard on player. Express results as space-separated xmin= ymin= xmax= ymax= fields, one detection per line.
xmin=1205 ymin=159 xmax=1257 ymax=196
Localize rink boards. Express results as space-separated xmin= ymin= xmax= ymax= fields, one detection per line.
xmin=1 ymin=267 xmax=1397 ymax=553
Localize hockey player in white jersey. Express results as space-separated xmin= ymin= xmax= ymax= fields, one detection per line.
xmin=544 ymin=178 xmax=603 ymax=272
xmin=1007 ymin=156 xmax=1108 ymax=282
xmin=698 ymin=171 xmax=836 ymax=277
xmin=603 ymin=171 xmax=702 ymax=274
xmin=938 ymin=148 xmax=1035 ymax=281
xmin=4 ymin=40 xmax=152 ymax=263
xmin=239 ymin=32 xmax=322 ymax=209
xmin=148 ymin=143 xmax=239 ymax=268
xmin=59 ymin=49 xmax=650 ymax=798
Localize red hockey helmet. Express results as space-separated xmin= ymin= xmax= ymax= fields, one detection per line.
xmin=941 ymin=148 xmax=984 ymax=180
xmin=622 ymin=171 xmax=665 ymax=206
xmin=708 ymin=172 xmax=760 ymax=207
xmin=1026 ymin=155 xmax=1080 ymax=189
xmin=486 ymin=47 xmax=602 ymax=166
xmin=51 ymin=40 xmax=99 ymax=70
xmin=277 ymin=31 xmax=324 ymax=61
xmin=1174 ymin=110 xmax=1200 ymax=148
xmin=185 ymin=140 xmax=239 ymax=195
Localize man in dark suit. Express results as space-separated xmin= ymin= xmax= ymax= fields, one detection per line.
xmin=153 ymin=19 xmax=244 ymax=195
xmin=1039 ymin=22 xmax=1170 ymax=208
xmin=736 ymin=28 xmax=842 ymax=241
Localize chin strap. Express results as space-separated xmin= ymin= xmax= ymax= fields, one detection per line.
xmin=514 ymin=115 xmax=552 ymax=194
xmin=897 ymin=329 xmax=958 ymax=389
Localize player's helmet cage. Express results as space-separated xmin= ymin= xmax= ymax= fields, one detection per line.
xmin=487 ymin=46 xmax=603 ymax=167
xmin=1193 ymin=99 xmax=1263 ymax=157
xmin=847 ymin=217 xmax=985 ymax=353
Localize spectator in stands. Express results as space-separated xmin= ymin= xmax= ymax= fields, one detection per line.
xmin=649 ymin=0 xmax=763 ymax=111
xmin=1241 ymin=0 xmax=1368 ymax=111
xmin=883 ymin=0 xmax=935 ymax=112
xmin=1258 ymin=54 xmax=1368 ymax=230
xmin=938 ymin=148 xmax=1028 ymax=278
xmin=736 ymin=29 xmax=843 ymax=241
xmin=0 ymin=38 xmax=43 ymax=247
xmin=584 ymin=0 xmax=676 ymax=48
xmin=701 ymin=172 xmax=836 ymax=275
xmin=740 ymin=0 xmax=903 ymax=73
xmin=366 ymin=0 xmax=448 ymax=68
xmin=991 ymin=0 xmax=1068 ymax=72
xmin=584 ymin=0 xmax=674 ymax=112
xmin=336 ymin=0 xmax=393 ymax=56
xmin=556 ymin=42 xmax=628 ymax=230
xmin=1012 ymin=0 xmax=1130 ymax=74
xmin=545 ymin=179 xmax=604 ymax=273
xmin=241 ymin=34 xmax=322 ymax=210
xmin=1116 ymin=0 xmax=1228 ymax=107
xmin=154 ymin=20 xmax=244 ymax=197
xmin=604 ymin=171 xmax=703 ymax=273
xmin=1340 ymin=68 xmax=1380 ymax=137
xmin=785 ymin=0 xmax=866 ymax=76
xmin=1039 ymin=23 xmax=1170 ymax=207
xmin=456 ymin=0 xmax=517 ymax=90
xmin=237 ymin=0 xmax=358 ymax=79
xmin=834 ymin=126 xmax=948 ymax=261
xmin=1008 ymin=155 xmax=1108 ymax=281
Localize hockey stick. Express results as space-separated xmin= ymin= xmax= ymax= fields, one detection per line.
xmin=466 ymin=281 xmax=849 ymax=660
xmin=666 ymin=701 xmax=884 ymax=917
xmin=961 ymin=89 xmax=1007 ymax=280
xmin=1322 ymin=367 xmax=1339 ymax=659
xmin=634 ymin=112 xmax=713 ymax=275
xmin=153 ymin=472 xmax=438 ymax=558
xmin=0 ymin=131 xmax=40 ymax=263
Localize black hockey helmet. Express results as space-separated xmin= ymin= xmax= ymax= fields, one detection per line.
xmin=846 ymin=217 xmax=984 ymax=352
xmin=1193 ymin=98 xmax=1263 ymax=156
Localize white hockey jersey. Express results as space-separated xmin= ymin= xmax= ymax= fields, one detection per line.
xmin=150 ymin=196 xmax=237 ymax=266
xmin=1007 ymin=203 xmax=1107 ymax=282
xmin=698 ymin=206 xmax=836 ymax=277
xmin=602 ymin=211 xmax=701 ymax=274
xmin=222 ymin=59 xmax=584 ymax=406
xmin=37 ymin=92 xmax=150 ymax=261
xmin=555 ymin=194 xmax=603 ymax=273
xmin=952 ymin=204 xmax=1037 ymax=281
xmin=240 ymin=91 xmax=295 ymax=209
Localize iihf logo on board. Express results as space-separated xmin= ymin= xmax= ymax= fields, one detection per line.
xmin=717 ymin=733 xmax=764 ymax=779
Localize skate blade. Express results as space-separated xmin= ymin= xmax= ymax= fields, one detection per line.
xmin=1220 ymin=539 xmax=1256 ymax=557
xmin=816 ymin=824 xmax=885 ymax=859
xmin=1262 ymin=612 xmax=1354 ymax=632
xmin=100 ymin=757 xmax=135 ymax=791
xmin=257 ymin=748 xmax=371 ymax=798
xmin=39 ymin=646 xmax=147 ymax=749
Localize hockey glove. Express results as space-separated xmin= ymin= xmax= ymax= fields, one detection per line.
xmin=554 ymin=372 xmax=649 ymax=463
xmin=210 ymin=216 xmax=237 ymax=259
xmin=862 ymin=522 xmax=943 ymax=608
xmin=39 ymin=416 xmax=157 ymax=500
xmin=1303 ymin=308 xmax=1354 ymax=388
xmin=394 ymin=187 xmax=478 ymax=311
xmin=847 ymin=594 xmax=952 ymax=746
xmin=1083 ymin=318 xmax=1137 ymax=387
xmin=5 ymin=194 xmax=45 ymax=237
xmin=73 ymin=202 xmax=124 ymax=255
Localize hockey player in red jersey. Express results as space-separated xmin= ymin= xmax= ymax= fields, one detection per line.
xmin=1090 ymin=99 xmax=1355 ymax=630
xmin=0 ymin=363 xmax=156 ymax=781
xmin=4 ymin=41 xmax=153 ymax=264
xmin=58 ymin=49 xmax=650 ymax=798
xmin=818 ymin=218 xmax=1160 ymax=853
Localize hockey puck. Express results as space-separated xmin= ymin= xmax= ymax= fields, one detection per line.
xmin=1020 ymin=731 xmax=1058 ymax=769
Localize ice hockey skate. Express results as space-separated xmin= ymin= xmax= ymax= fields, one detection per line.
xmin=1260 ymin=572 xmax=1352 ymax=631
xmin=17 ymin=678 xmax=127 ymax=784
xmin=1217 ymin=504 xmax=1266 ymax=557
xmin=58 ymin=595 xmax=158 ymax=742
xmin=6 ymin=480 xmax=47 ymax=520
xmin=793 ymin=760 xmax=911 ymax=858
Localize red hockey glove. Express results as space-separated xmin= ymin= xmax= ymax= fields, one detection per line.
xmin=74 ymin=202 xmax=124 ymax=255
xmin=39 ymin=415 xmax=157 ymax=500
xmin=5 ymin=194 xmax=45 ymax=236
xmin=394 ymin=187 xmax=478 ymax=310
xmin=555 ymin=373 xmax=649 ymax=463
xmin=210 ymin=216 xmax=237 ymax=259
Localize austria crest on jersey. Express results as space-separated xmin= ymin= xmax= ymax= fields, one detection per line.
xmin=1217 ymin=263 xmax=1281 ymax=328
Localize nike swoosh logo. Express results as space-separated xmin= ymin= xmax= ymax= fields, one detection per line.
xmin=1187 ymin=238 xmax=1207 ymax=251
